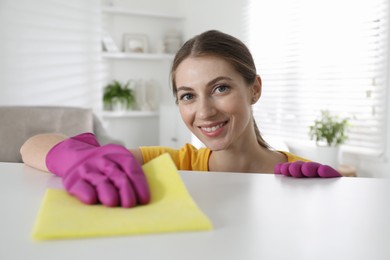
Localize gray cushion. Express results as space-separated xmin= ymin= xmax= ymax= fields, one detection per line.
xmin=0 ymin=106 xmax=109 ymax=162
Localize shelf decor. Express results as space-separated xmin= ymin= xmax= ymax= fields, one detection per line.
xmin=123 ymin=33 xmax=149 ymax=53
xmin=103 ymin=80 xmax=135 ymax=111
xmin=101 ymin=31 xmax=119 ymax=53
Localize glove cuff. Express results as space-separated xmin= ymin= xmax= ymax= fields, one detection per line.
xmin=46 ymin=132 xmax=100 ymax=176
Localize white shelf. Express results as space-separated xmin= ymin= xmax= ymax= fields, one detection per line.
xmin=101 ymin=110 xmax=159 ymax=118
xmin=102 ymin=52 xmax=174 ymax=60
xmin=101 ymin=6 xmax=185 ymax=20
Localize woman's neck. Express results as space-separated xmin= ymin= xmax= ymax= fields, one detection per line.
xmin=208 ymin=144 xmax=287 ymax=173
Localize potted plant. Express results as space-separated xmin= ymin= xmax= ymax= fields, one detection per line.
xmin=103 ymin=80 xmax=135 ymax=111
xmin=308 ymin=110 xmax=349 ymax=167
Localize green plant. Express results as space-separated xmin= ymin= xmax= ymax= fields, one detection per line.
xmin=309 ymin=110 xmax=349 ymax=146
xmin=103 ymin=80 xmax=135 ymax=111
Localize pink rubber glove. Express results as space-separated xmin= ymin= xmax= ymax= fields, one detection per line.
xmin=274 ymin=161 xmax=342 ymax=178
xmin=46 ymin=132 xmax=150 ymax=207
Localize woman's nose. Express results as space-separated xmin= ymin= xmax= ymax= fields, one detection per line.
xmin=197 ymin=97 xmax=217 ymax=119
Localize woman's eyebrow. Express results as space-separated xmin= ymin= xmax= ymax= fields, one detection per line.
xmin=206 ymin=76 xmax=233 ymax=87
xmin=176 ymin=86 xmax=193 ymax=92
xmin=176 ymin=76 xmax=233 ymax=92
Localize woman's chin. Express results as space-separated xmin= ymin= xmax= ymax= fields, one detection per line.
xmin=202 ymin=141 xmax=227 ymax=151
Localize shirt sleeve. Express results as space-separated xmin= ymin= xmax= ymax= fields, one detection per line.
xmin=279 ymin=151 xmax=311 ymax=162
xmin=140 ymin=146 xmax=181 ymax=168
xmin=140 ymin=144 xmax=211 ymax=171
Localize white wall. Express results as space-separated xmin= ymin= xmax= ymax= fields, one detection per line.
xmin=180 ymin=0 xmax=247 ymax=40
xmin=0 ymin=0 xmax=103 ymax=109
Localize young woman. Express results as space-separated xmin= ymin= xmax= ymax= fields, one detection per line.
xmin=21 ymin=30 xmax=341 ymax=208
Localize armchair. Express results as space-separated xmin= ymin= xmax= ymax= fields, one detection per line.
xmin=0 ymin=106 xmax=120 ymax=162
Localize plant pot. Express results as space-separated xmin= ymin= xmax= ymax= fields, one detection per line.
xmin=112 ymin=98 xmax=128 ymax=112
xmin=314 ymin=146 xmax=340 ymax=168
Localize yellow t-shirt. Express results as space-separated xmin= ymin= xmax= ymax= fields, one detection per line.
xmin=140 ymin=143 xmax=309 ymax=172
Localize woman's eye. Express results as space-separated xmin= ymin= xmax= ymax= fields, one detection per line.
xmin=214 ymin=85 xmax=229 ymax=94
xmin=179 ymin=93 xmax=194 ymax=101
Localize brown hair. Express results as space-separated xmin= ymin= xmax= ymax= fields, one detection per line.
xmin=170 ymin=30 xmax=269 ymax=149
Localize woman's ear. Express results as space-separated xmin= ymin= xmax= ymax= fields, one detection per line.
xmin=251 ymin=75 xmax=262 ymax=104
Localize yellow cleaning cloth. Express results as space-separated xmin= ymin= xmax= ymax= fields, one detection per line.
xmin=32 ymin=153 xmax=212 ymax=240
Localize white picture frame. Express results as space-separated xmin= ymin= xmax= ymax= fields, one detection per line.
xmin=101 ymin=32 xmax=119 ymax=52
xmin=123 ymin=33 xmax=149 ymax=53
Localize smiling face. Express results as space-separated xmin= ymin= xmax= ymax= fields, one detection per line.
xmin=175 ymin=55 xmax=260 ymax=151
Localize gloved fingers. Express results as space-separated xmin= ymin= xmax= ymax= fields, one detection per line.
xmin=78 ymin=170 xmax=120 ymax=207
xmin=288 ymin=161 xmax=305 ymax=178
xmin=274 ymin=163 xmax=282 ymax=174
xmin=318 ymin=165 xmax=342 ymax=178
xmin=95 ymin=179 xmax=121 ymax=207
xmin=73 ymin=161 xmax=118 ymax=206
xmin=281 ymin=162 xmax=307 ymax=177
xmin=96 ymin=157 xmax=139 ymax=207
xmin=63 ymin=175 xmax=98 ymax=205
xmin=107 ymin=153 xmax=151 ymax=205
xmin=115 ymin=178 xmax=138 ymax=208
xmin=274 ymin=162 xmax=296 ymax=177
xmin=275 ymin=161 xmax=342 ymax=178
xmin=80 ymin=165 xmax=139 ymax=207
xmin=281 ymin=163 xmax=292 ymax=176
xmin=101 ymin=165 xmax=138 ymax=208
xmin=301 ymin=162 xmax=321 ymax=177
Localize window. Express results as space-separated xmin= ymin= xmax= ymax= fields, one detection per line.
xmin=246 ymin=0 xmax=389 ymax=157
xmin=0 ymin=0 xmax=102 ymax=107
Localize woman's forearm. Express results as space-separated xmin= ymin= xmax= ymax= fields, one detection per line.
xmin=20 ymin=133 xmax=67 ymax=172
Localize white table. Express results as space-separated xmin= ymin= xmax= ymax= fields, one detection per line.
xmin=1 ymin=162 xmax=389 ymax=260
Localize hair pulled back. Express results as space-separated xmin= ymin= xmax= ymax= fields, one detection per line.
xmin=170 ymin=30 xmax=269 ymax=149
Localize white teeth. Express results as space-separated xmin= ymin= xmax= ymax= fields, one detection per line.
xmin=202 ymin=123 xmax=224 ymax=132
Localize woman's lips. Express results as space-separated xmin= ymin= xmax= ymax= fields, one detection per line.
xmin=198 ymin=121 xmax=228 ymax=137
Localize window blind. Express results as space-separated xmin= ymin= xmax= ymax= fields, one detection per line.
xmin=0 ymin=0 xmax=104 ymax=108
xmin=246 ymin=0 xmax=389 ymax=157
